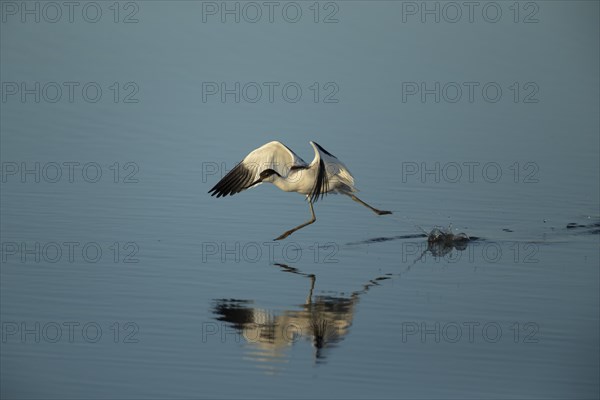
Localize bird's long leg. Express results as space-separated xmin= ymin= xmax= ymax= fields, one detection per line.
xmin=275 ymin=200 xmax=317 ymax=240
xmin=349 ymin=194 xmax=392 ymax=215
xmin=306 ymin=274 xmax=315 ymax=305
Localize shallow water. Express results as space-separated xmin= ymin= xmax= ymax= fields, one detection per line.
xmin=1 ymin=1 xmax=599 ymax=399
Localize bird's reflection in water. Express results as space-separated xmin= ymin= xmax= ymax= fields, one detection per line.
xmin=212 ymin=234 xmax=475 ymax=370
xmin=212 ymin=264 xmax=387 ymax=367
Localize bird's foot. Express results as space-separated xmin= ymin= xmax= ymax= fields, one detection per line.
xmin=274 ymin=230 xmax=293 ymax=241
xmin=376 ymin=210 xmax=393 ymax=215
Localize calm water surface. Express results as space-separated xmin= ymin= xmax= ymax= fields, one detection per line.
xmin=1 ymin=2 xmax=599 ymax=399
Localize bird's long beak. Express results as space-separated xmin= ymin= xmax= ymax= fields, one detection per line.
xmin=248 ymin=178 xmax=262 ymax=188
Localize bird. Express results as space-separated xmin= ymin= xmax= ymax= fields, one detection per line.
xmin=208 ymin=141 xmax=392 ymax=240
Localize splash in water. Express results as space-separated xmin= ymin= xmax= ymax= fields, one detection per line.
xmin=426 ymin=226 xmax=470 ymax=245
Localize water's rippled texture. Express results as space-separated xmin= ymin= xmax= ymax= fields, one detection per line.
xmin=1 ymin=2 xmax=598 ymax=398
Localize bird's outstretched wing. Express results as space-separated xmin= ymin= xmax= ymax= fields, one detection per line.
xmin=209 ymin=141 xmax=307 ymax=198
xmin=309 ymin=141 xmax=355 ymax=202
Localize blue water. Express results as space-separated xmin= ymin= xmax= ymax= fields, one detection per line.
xmin=1 ymin=1 xmax=599 ymax=398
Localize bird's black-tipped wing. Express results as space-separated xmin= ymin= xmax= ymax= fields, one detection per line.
xmin=310 ymin=158 xmax=329 ymax=203
xmin=208 ymin=161 xmax=256 ymax=198
xmin=307 ymin=141 xmax=356 ymax=202
xmin=209 ymin=141 xmax=308 ymax=198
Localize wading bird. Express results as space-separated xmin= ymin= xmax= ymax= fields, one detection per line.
xmin=208 ymin=141 xmax=392 ymax=240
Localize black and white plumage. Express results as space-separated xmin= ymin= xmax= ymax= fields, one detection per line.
xmin=209 ymin=141 xmax=391 ymax=240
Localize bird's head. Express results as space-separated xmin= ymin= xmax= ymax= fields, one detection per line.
xmin=250 ymin=169 xmax=281 ymax=186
